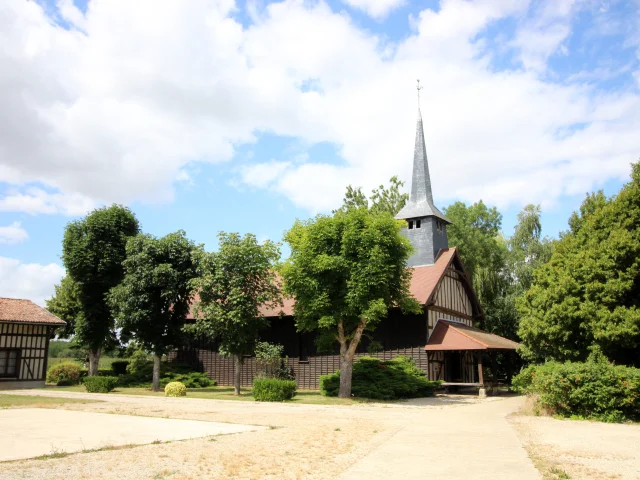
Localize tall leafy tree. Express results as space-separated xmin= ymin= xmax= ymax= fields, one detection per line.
xmin=108 ymin=231 xmax=200 ymax=391
xmin=62 ymin=205 xmax=139 ymax=375
xmin=518 ymin=163 xmax=640 ymax=365
xmin=335 ymin=176 xmax=408 ymax=216
xmin=282 ymin=207 xmax=421 ymax=398
xmin=46 ymin=276 xmax=81 ymax=339
xmin=185 ymin=233 xmax=282 ymax=395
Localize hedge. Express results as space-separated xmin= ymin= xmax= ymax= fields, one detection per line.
xmin=320 ymin=356 xmax=441 ymax=400
xmin=83 ymin=376 xmax=119 ymax=393
xmin=513 ymin=351 xmax=640 ymax=422
xmin=253 ymin=378 xmax=297 ymax=402
xmin=46 ymin=362 xmax=81 ymax=386
xmin=110 ymin=360 xmax=130 ymax=376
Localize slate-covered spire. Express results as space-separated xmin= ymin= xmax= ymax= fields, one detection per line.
xmin=395 ymin=108 xmax=450 ymax=223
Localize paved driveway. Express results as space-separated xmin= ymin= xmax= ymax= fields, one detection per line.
xmin=0 ymin=408 xmax=264 ymax=461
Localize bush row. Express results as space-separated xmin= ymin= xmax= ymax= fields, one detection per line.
xmin=320 ymin=356 xmax=441 ymax=400
xmin=513 ymin=351 xmax=640 ymax=422
xmin=83 ymin=376 xmax=119 ymax=393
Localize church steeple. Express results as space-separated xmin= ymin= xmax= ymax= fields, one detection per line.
xmin=396 ymin=84 xmax=450 ymax=267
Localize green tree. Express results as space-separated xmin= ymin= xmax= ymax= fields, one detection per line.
xmin=185 ymin=233 xmax=282 ymax=395
xmin=108 ymin=231 xmax=200 ymax=391
xmin=282 ymin=207 xmax=421 ymax=398
xmin=46 ymin=276 xmax=81 ymax=339
xmin=62 ymin=205 xmax=140 ymax=375
xmin=518 ymin=163 xmax=640 ymax=365
xmin=335 ymin=176 xmax=408 ymax=216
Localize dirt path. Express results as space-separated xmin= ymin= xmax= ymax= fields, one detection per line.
xmin=0 ymin=390 xmax=535 ymax=479
xmin=510 ymin=414 xmax=640 ymax=480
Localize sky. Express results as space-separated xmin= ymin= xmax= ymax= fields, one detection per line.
xmin=0 ymin=0 xmax=639 ymax=305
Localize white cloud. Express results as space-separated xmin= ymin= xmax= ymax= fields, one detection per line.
xmin=340 ymin=0 xmax=406 ymax=20
xmin=0 ymin=257 xmax=65 ymax=306
xmin=0 ymin=222 xmax=28 ymax=244
xmin=0 ymin=0 xmax=639 ymax=217
xmin=0 ymin=187 xmax=96 ymax=216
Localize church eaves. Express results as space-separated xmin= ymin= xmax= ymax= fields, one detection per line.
xmin=395 ymin=108 xmax=450 ymax=223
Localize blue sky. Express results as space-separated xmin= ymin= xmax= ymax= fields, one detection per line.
xmin=0 ymin=0 xmax=639 ymax=304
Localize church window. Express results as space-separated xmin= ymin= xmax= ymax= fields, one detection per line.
xmin=408 ymin=220 xmax=414 ymax=230
xmin=416 ymin=219 xmax=421 ymax=229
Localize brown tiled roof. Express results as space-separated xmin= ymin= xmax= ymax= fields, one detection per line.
xmin=425 ymin=320 xmax=519 ymax=351
xmin=0 ymin=298 xmax=66 ymax=325
xmin=187 ymin=248 xmax=465 ymax=319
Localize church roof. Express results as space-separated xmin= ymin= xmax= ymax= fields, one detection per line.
xmin=425 ymin=320 xmax=520 ymax=351
xmin=395 ymin=109 xmax=450 ymax=223
xmin=255 ymin=247 xmax=461 ymax=318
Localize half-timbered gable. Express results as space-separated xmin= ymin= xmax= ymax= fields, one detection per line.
xmin=0 ymin=298 xmax=65 ymax=389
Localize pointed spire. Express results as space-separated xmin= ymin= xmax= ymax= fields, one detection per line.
xmin=395 ymin=101 xmax=450 ymax=223
xmin=410 ymin=108 xmax=434 ymax=205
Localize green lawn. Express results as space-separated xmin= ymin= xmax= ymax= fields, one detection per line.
xmin=41 ymin=385 xmax=371 ymax=405
xmin=0 ymin=394 xmax=100 ymax=408
xmin=47 ymin=356 xmax=119 ymax=369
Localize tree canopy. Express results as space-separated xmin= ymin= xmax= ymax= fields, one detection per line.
xmin=46 ymin=275 xmax=81 ymax=339
xmin=109 ymin=230 xmax=200 ymax=391
xmin=282 ymin=207 xmax=421 ymax=397
xmin=62 ymin=205 xmax=140 ymax=375
xmin=518 ymin=163 xmax=640 ymax=365
xmin=336 ymin=176 xmax=408 ymax=216
xmin=185 ymin=232 xmax=281 ymax=394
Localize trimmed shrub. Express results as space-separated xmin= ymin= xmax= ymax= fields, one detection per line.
xmin=111 ymin=360 xmax=130 ymax=375
xmin=165 ymin=381 xmax=187 ymax=397
xmin=79 ymin=368 xmax=115 ymax=379
xmin=160 ymin=371 xmax=213 ymax=388
xmin=46 ymin=362 xmax=81 ymax=386
xmin=320 ymin=356 xmax=441 ymax=400
xmin=83 ymin=376 xmax=119 ymax=393
xmin=513 ymin=351 xmax=640 ymax=422
xmin=126 ymin=349 xmax=150 ymax=374
xmin=253 ymin=378 xmax=297 ymax=402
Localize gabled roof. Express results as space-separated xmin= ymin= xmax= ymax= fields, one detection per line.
xmin=0 ymin=298 xmax=66 ymax=325
xmin=425 ymin=320 xmax=519 ymax=351
xmin=256 ymin=247 xmax=475 ymax=318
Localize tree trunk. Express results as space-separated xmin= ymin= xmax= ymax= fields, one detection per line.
xmin=337 ymin=318 xmax=367 ymax=399
xmin=338 ymin=351 xmax=354 ymax=398
xmin=151 ymin=354 xmax=161 ymax=392
xmin=88 ymin=348 xmax=101 ymax=376
xmin=234 ymin=355 xmax=242 ymax=395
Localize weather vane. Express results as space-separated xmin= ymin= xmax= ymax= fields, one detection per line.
xmin=417 ymin=79 xmax=423 ymax=104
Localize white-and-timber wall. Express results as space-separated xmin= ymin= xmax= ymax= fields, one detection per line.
xmin=0 ymin=322 xmax=50 ymax=389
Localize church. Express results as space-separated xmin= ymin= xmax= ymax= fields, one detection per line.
xmin=177 ymin=106 xmax=519 ymax=389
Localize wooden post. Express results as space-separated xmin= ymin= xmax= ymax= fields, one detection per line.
xmin=477 ymin=352 xmax=484 ymax=386
xmin=506 ymin=350 xmax=514 ymax=386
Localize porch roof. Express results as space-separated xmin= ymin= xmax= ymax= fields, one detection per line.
xmin=424 ymin=320 xmax=519 ymax=351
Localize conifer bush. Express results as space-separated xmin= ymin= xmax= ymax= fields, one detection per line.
xmin=46 ymin=362 xmax=81 ymax=386
xmin=164 ymin=381 xmax=187 ymax=397
xmin=320 ymin=356 xmax=441 ymax=400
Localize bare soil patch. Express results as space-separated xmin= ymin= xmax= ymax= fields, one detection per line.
xmin=510 ymin=414 xmax=640 ymax=480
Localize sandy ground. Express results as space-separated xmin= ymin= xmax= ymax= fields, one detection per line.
xmin=0 ymin=408 xmax=264 ymax=462
xmin=1 ymin=390 xmax=637 ymax=480
xmin=0 ymin=390 xmax=510 ymax=480
xmin=510 ymin=414 xmax=640 ymax=480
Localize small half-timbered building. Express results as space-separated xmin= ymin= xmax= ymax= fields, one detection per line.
xmin=0 ymin=298 xmax=65 ymax=389
xmin=176 ymin=107 xmax=518 ymax=389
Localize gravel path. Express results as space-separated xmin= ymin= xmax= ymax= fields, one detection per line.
xmin=0 ymin=390 xmax=512 ymax=480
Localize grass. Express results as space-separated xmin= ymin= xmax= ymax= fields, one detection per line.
xmin=41 ymin=385 xmax=376 ymax=405
xmin=0 ymin=394 xmax=100 ymax=408
xmin=47 ymin=356 xmax=119 ymax=369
